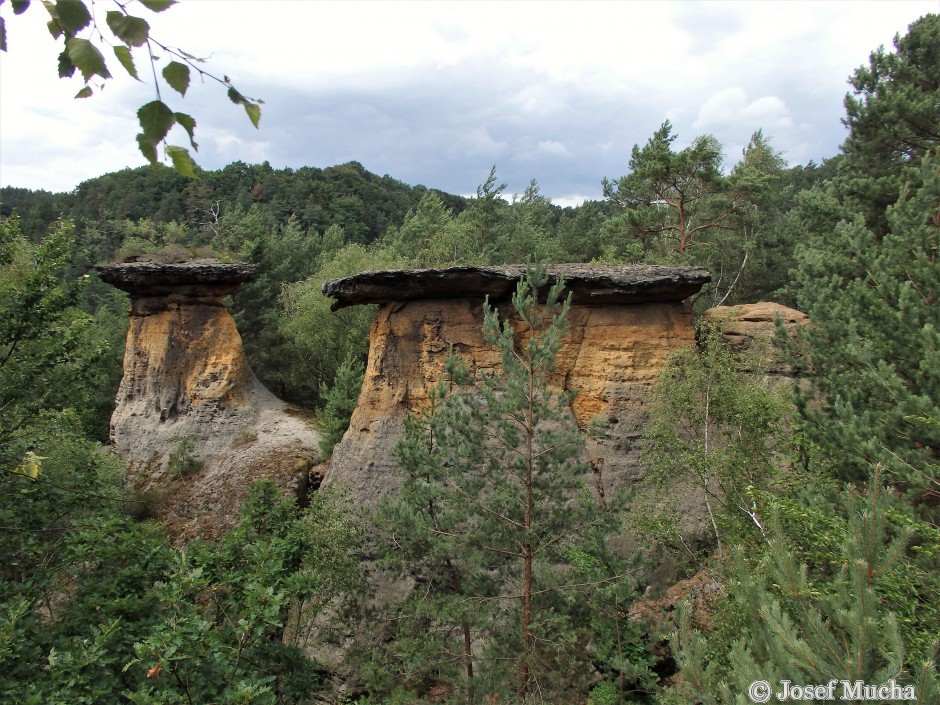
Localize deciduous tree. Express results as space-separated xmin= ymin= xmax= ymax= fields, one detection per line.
xmin=0 ymin=0 xmax=262 ymax=175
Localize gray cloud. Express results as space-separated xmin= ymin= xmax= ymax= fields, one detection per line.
xmin=1 ymin=1 xmax=932 ymax=203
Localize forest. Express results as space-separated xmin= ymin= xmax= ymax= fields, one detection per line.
xmin=0 ymin=12 xmax=938 ymax=705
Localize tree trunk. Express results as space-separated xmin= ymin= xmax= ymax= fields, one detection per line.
xmin=519 ymin=366 xmax=535 ymax=701
xmin=462 ymin=617 xmax=475 ymax=705
xmin=519 ymin=544 xmax=532 ymax=701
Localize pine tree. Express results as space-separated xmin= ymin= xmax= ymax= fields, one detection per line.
xmin=318 ymin=353 xmax=364 ymax=458
xmin=791 ymin=151 xmax=939 ymax=505
xmin=603 ymin=121 xmax=735 ymax=260
xmin=673 ymin=470 xmax=939 ymax=705
xmin=840 ymin=14 xmax=940 ymax=232
xmin=376 ymin=264 xmax=617 ymax=703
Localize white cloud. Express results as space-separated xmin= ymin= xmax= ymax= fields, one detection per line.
xmin=693 ymin=88 xmax=793 ymax=132
xmin=536 ymin=140 xmax=571 ymax=158
xmin=553 ymin=194 xmax=595 ymax=208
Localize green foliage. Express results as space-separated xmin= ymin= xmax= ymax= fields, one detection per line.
xmin=0 ymin=413 xmax=167 ymax=704
xmin=654 ymin=20 xmax=940 ymax=704
xmin=381 ymin=167 xmax=563 ymax=267
xmin=602 ymin=121 xmax=733 ymax=259
xmin=279 ymin=243 xmax=406 ymax=407
xmin=643 ymin=323 xmax=791 ymax=560
xmin=0 ymin=215 xmax=107 ymax=445
xmin=784 ymin=18 xmax=939 ymax=502
xmin=602 ymin=124 xmax=788 ymax=307
xmin=671 ymin=473 xmax=939 ymax=705
xmin=791 ymin=150 xmax=939 ymax=503
xmin=166 ymin=435 xmax=203 ymax=478
xmin=0 ymin=0 xmax=260 ymax=174
xmin=0 ymin=212 xmax=364 ymax=702
xmin=318 ymin=353 xmax=364 ymax=459
xmin=375 ymin=264 xmax=621 ymax=702
xmin=384 ymin=191 xmax=475 ymax=266
xmin=1 ymin=473 xmax=362 ymax=704
xmin=126 ymin=482 xmax=362 ymax=705
xmin=571 ymin=543 xmax=659 ymax=704
xmin=840 ymin=14 xmax=940 ymax=231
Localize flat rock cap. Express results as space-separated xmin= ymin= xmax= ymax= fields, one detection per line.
xmin=323 ymin=264 xmax=711 ymax=310
xmin=95 ymin=261 xmax=257 ymax=296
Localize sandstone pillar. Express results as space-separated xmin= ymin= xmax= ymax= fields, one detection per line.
xmin=321 ymin=264 xmax=711 ymax=508
xmin=96 ymin=261 xmax=320 ymax=540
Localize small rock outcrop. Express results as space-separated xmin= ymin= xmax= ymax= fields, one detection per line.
xmin=704 ymin=301 xmax=810 ymax=381
xmin=323 ymin=264 xmax=711 ymax=511
xmin=96 ymin=261 xmax=321 ymax=540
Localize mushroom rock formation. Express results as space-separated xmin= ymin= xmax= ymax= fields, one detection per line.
xmin=96 ymin=261 xmax=321 ymax=540
xmin=322 ymin=264 xmax=711 ymax=508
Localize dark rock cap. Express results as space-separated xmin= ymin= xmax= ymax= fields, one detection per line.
xmin=95 ymin=261 xmax=258 ymax=296
xmin=323 ymin=264 xmax=711 ymax=310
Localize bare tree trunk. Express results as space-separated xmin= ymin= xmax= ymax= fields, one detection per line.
xmin=703 ymin=381 xmax=723 ymax=558
xmin=462 ymin=617 xmax=475 ymax=705
xmin=519 ymin=545 xmax=533 ymax=701
xmin=519 ymin=366 xmax=535 ymax=702
xmin=678 ymin=201 xmax=689 ymax=255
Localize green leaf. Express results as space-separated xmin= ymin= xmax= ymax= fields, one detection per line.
xmin=74 ymin=85 xmax=93 ymax=98
xmin=136 ymin=133 xmax=157 ymax=164
xmin=174 ymin=112 xmax=197 ymax=149
xmin=243 ymin=102 xmax=261 ymax=128
xmin=113 ymin=44 xmax=139 ymax=80
xmin=54 ymin=0 xmax=91 ymax=34
xmin=105 ymin=11 xmax=149 ymax=47
xmin=0 ymin=17 xmax=6 ymax=52
xmin=57 ymin=49 xmax=75 ymax=77
xmin=12 ymin=1 xmax=31 ymax=15
xmin=166 ymin=145 xmax=196 ymax=178
xmin=65 ymin=37 xmax=111 ymax=81
xmin=162 ymin=61 xmax=189 ymax=96
xmin=43 ymin=1 xmax=64 ymax=39
xmin=138 ymin=0 xmax=176 ymax=11
xmin=137 ymin=100 xmax=175 ymax=142
xmin=12 ymin=453 xmax=47 ymax=481
xmin=46 ymin=19 xmax=62 ymax=40
xmin=225 ymin=86 xmax=261 ymax=126
xmin=227 ymin=86 xmax=245 ymax=104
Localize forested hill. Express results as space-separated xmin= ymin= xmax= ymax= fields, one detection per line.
xmin=0 ymin=144 xmax=838 ymax=430
xmin=0 ymin=160 xmax=469 ymax=247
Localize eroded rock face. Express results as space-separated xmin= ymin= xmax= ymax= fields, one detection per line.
xmin=703 ymin=301 xmax=810 ymax=380
xmin=96 ymin=261 xmax=321 ymax=540
xmin=324 ymin=265 xmax=711 ymax=509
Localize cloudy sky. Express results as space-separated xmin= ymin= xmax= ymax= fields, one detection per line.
xmin=0 ymin=0 xmax=936 ymax=205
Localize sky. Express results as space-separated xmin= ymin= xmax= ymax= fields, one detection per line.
xmin=0 ymin=0 xmax=937 ymax=206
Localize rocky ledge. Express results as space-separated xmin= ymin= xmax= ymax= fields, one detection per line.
xmin=95 ymin=261 xmax=258 ymax=297
xmin=323 ymin=264 xmax=711 ymax=310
